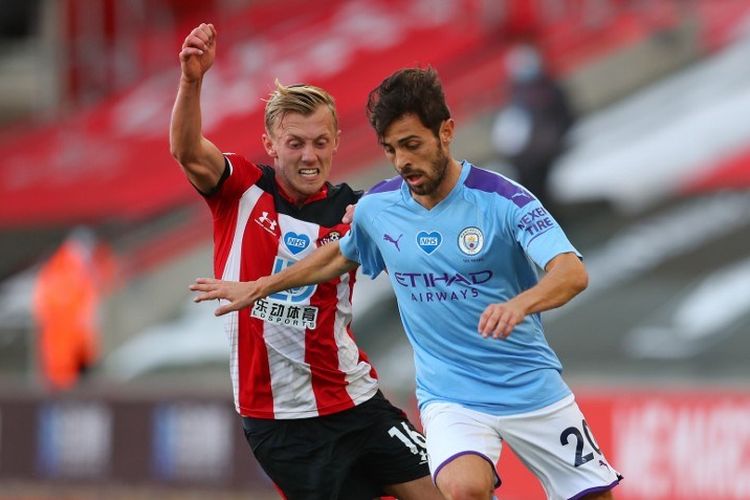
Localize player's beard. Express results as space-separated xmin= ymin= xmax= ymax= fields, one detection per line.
xmin=407 ymin=147 xmax=450 ymax=196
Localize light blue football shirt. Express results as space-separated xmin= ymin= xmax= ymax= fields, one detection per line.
xmin=339 ymin=161 xmax=581 ymax=415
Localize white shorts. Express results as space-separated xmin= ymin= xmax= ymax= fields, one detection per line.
xmin=420 ymin=395 xmax=622 ymax=500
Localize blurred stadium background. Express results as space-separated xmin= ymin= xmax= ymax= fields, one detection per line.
xmin=1 ymin=0 xmax=750 ymax=498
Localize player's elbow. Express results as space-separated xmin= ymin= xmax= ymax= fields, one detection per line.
xmin=170 ymin=146 xmax=208 ymax=177
xmin=169 ymin=131 xmax=203 ymax=164
xmin=170 ymin=141 xmax=194 ymax=166
xmin=170 ymin=146 xmax=181 ymax=163
xmin=570 ymin=264 xmax=588 ymax=296
xmin=548 ymin=253 xmax=588 ymax=297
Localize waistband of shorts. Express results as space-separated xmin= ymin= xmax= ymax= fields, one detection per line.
xmin=241 ymin=390 xmax=385 ymax=426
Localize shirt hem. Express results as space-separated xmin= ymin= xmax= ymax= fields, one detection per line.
xmin=418 ymin=389 xmax=573 ymax=417
xmin=237 ymin=385 xmax=379 ymax=419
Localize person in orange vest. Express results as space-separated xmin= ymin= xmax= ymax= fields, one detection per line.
xmin=32 ymin=227 xmax=116 ymax=390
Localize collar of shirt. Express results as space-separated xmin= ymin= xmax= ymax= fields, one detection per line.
xmin=275 ymin=179 xmax=329 ymax=206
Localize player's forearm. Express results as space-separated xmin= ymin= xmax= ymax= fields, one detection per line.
xmin=511 ymin=253 xmax=588 ymax=315
xmin=170 ymin=79 xmax=224 ymax=190
xmin=192 ymin=242 xmax=358 ymax=315
xmin=170 ymin=78 xmax=205 ymax=163
xmin=257 ymin=242 xmax=357 ymax=297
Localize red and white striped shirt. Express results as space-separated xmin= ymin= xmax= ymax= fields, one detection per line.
xmin=204 ymin=153 xmax=378 ymax=419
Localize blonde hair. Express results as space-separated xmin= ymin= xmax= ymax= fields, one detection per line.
xmin=264 ymin=80 xmax=338 ymax=136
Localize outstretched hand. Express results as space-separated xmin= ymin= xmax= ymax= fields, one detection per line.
xmin=179 ymin=23 xmax=217 ymax=82
xmin=190 ymin=277 xmax=262 ymax=316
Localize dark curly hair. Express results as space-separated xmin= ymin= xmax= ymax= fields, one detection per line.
xmin=366 ymin=67 xmax=451 ymax=140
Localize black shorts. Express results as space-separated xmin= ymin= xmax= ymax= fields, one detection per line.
xmin=242 ymin=391 xmax=430 ymax=500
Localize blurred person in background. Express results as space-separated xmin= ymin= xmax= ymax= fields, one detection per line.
xmin=491 ymin=42 xmax=575 ymax=210
xmin=169 ymin=23 xmax=441 ymax=500
xmin=192 ymin=67 xmax=622 ymax=500
xmin=32 ymin=226 xmax=116 ymax=390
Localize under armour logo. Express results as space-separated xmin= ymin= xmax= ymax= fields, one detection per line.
xmin=255 ymin=211 xmax=278 ymax=234
xmin=383 ymin=233 xmax=402 ymax=251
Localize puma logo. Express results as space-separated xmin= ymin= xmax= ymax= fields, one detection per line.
xmin=383 ymin=233 xmax=402 ymax=251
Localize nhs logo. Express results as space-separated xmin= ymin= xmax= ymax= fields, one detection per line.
xmin=416 ymin=231 xmax=442 ymax=255
xmin=283 ymin=232 xmax=310 ymax=255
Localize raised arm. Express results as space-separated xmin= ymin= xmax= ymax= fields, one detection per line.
xmin=169 ymin=23 xmax=225 ymax=193
xmin=191 ymin=241 xmax=358 ymax=316
xmin=478 ymin=252 xmax=588 ymax=339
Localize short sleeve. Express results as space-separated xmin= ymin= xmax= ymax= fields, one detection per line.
xmin=203 ymin=153 xmax=262 ymax=218
xmin=339 ymin=207 xmax=386 ymax=279
xmin=511 ymin=198 xmax=581 ymax=270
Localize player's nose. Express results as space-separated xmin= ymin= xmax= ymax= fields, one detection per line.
xmin=393 ymin=150 xmax=411 ymax=172
xmin=300 ymin=143 xmax=317 ymax=163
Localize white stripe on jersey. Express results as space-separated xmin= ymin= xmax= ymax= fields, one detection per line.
xmin=265 ymin=320 xmax=318 ymax=416
xmin=267 ymin=214 xmax=321 ymax=416
xmin=222 ymin=184 xmax=263 ymax=414
xmin=333 ymin=272 xmax=378 ymax=401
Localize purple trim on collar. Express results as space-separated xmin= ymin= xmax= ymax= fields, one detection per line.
xmin=568 ymin=478 xmax=622 ymax=500
xmin=464 ymin=166 xmax=535 ymax=208
xmin=366 ymin=175 xmax=403 ymax=195
xmin=433 ymin=450 xmax=501 ymax=489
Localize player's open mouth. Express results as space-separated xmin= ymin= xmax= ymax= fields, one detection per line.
xmin=405 ymin=173 xmax=423 ymax=185
xmin=300 ymin=168 xmax=319 ymax=177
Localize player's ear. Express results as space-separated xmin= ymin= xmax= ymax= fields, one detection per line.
xmin=332 ymin=129 xmax=341 ymax=155
xmin=439 ymin=119 xmax=455 ymax=145
xmin=262 ymin=133 xmax=278 ymax=158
